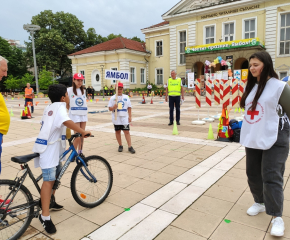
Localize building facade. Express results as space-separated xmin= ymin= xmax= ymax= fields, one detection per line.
xmin=70 ymin=0 xmax=290 ymax=90
xmin=142 ymin=0 xmax=290 ymax=84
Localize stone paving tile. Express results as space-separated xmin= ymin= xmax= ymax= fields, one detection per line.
xmin=204 ymin=184 xmax=245 ymax=203
xmin=226 ymin=204 xmax=272 ymax=231
xmin=126 ymin=179 xmax=163 ymax=195
xmin=144 ymin=171 xmax=177 ymax=185
xmin=106 ymin=188 xmax=146 ymax=208
xmin=190 ymin=195 xmax=234 ymax=217
xmin=210 ymin=221 xmax=265 ymax=240
xmin=172 ymin=208 xmax=223 ymax=238
xmin=155 ymin=226 xmax=207 ymax=240
xmin=159 ymin=164 xmax=189 ymax=176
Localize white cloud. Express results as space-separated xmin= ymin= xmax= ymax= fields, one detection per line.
xmin=1 ymin=0 xmax=178 ymax=44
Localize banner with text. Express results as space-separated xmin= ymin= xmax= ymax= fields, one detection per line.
xmin=105 ymin=70 xmax=130 ymax=82
xmin=185 ymin=38 xmax=264 ymax=54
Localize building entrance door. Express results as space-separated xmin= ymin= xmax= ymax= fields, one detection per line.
xmin=91 ymin=69 xmax=101 ymax=91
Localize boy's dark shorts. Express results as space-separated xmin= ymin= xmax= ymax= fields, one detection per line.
xmin=114 ymin=124 xmax=130 ymax=131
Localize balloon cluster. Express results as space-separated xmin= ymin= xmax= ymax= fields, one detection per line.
xmin=204 ymin=56 xmax=233 ymax=77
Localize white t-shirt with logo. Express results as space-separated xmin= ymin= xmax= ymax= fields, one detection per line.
xmin=67 ymin=87 xmax=88 ymax=123
xmin=108 ymin=94 xmax=132 ymax=125
xmin=35 ymin=104 xmax=70 ymax=169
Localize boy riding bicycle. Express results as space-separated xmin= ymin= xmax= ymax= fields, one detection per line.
xmin=33 ymin=84 xmax=91 ymax=234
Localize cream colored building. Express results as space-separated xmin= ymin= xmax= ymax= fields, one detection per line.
xmin=70 ymin=0 xmax=290 ymax=90
xmin=142 ymin=0 xmax=290 ymax=84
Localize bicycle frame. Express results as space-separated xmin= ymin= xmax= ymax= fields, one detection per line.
xmin=0 ymin=136 xmax=97 ymax=216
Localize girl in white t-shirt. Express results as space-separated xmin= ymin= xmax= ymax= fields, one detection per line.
xmin=67 ymin=73 xmax=88 ymax=154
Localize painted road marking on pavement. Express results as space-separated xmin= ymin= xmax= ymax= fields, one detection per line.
xmin=85 ymin=145 xmax=245 ymax=240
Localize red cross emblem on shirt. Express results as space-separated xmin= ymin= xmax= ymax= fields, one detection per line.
xmin=247 ymin=110 xmax=259 ymax=120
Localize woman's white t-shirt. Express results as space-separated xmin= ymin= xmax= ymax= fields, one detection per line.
xmin=67 ymin=88 xmax=88 ymax=123
xmin=35 ymin=104 xmax=70 ymax=169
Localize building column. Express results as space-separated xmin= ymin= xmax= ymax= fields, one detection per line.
xmin=170 ymin=26 xmax=177 ymax=72
xmin=265 ymin=6 xmax=277 ymax=66
xmin=72 ymin=65 xmax=77 ymax=75
xmin=188 ymin=22 xmax=196 ymax=46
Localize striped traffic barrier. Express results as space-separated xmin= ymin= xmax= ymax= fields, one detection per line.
xmin=222 ymin=80 xmax=231 ymax=108
xmin=214 ymin=79 xmax=220 ymax=105
xmin=192 ymin=78 xmax=205 ymax=125
xmin=231 ymin=78 xmax=239 ymax=108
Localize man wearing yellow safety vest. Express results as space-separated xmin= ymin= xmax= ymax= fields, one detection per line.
xmin=104 ymin=85 xmax=109 ymax=95
xmin=165 ymin=70 xmax=184 ymax=125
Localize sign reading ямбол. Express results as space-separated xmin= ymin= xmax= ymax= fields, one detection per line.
xmin=185 ymin=38 xmax=264 ymax=54
xmin=200 ymin=4 xmax=260 ymax=19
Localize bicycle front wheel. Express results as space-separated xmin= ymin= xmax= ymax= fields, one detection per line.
xmin=71 ymin=155 xmax=113 ymax=208
xmin=0 ymin=180 xmax=34 ymax=240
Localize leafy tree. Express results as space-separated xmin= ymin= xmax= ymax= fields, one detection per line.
xmin=85 ymin=28 xmax=104 ymax=48
xmin=130 ymin=36 xmax=144 ymax=43
xmin=4 ymin=76 xmax=21 ymax=91
xmin=103 ymin=33 xmax=123 ymax=42
xmin=20 ymin=73 xmax=35 ymax=89
xmin=38 ymin=66 xmax=56 ymax=90
xmin=0 ymin=37 xmax=29 ymax=79
xmin=25 ymin=10 xmax=87 ymax=77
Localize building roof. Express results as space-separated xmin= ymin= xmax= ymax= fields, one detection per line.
xmin=70 ymin=37 xmax=147 ymax=56
xmin=142 ymin=21 xmax=169 ymax=30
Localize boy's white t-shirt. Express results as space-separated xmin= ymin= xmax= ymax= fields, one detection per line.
xmin=35 ymin=104 xmax=70 ymax=169
xmin=108 ymin=94 xmax=132 ymax=125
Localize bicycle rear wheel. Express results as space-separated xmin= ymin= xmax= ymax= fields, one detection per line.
xmin=0 ymin=180 xmax=34 ymax=240
xmin=71 ymin=155 xmax=113 ymax=208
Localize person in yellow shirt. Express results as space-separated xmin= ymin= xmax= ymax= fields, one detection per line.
xmin=0 ymin=56 xmax=11 ymax=174
xmin=165 ymin=70 xmax=184 ymax=125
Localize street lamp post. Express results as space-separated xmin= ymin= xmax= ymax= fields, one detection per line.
xmin=23 ymin=24 xmax=41 ymax=94
xmin=100 ymin=65 xmax=104 ymax=99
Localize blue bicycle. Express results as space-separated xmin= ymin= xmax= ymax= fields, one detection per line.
xmin=0 ymin=133 xmax=113 ymax=240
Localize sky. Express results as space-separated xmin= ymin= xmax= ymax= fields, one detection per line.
xmin=1 ymin=0 xmax=179 ymax=45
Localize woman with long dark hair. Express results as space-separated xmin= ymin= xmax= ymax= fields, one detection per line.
xmin=240 ymin=51 xmax=290 ymax=237
xmin=67 ymin=73 xmax=88 ymax=156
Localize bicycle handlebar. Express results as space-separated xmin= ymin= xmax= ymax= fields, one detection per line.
xmin=68 ymin=133 xmax=94 ymax=144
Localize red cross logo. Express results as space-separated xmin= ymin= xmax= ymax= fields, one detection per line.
xmin=247 ymin=110 xmax=259 ymax=120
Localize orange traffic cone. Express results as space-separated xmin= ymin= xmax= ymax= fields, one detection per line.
xmin=21 ymin=110 xmax=28 ymax=119
xmin=27 ymin=106 xmax=32 ymax=119
xmin=150 ymin=98 xmax=153 ymax=104
xmin=142 ymin=94 xmax=146 ymax=104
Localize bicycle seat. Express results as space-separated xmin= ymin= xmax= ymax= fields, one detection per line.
xmin=11 ymin=153 xmax=40 ymax=164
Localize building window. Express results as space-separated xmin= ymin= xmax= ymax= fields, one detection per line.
xmin=280 ymin=13 xmax=290 ymax=55
xmin=80 ymin=70 xmax=85 ymax=85
xmin=156 ymin=69 xmax=163 ymax=85
xmin=279 ymin=71 xmax=288 ymax=79
xmin=156 ymin=40 xmax=163 ymax=56
xmin=224 ymin=22 xmax=234 ymax=41
xmin=205 ymin=26 xmax=215 ymax=44
xmin=130 ymin=67 xmax=135 ymax=83
xmin=140 ymin=68 xmax=145 ymax=84
xmin=244 ymin=19 xmax=256 ymax=39
xmin=179 ymin=31 xmax=186 ymax=65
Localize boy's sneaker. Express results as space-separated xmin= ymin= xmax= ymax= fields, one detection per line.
xmin=118 ymin=145 xmax=123 ymax=152
xmin=271 ymin=217 xmax=285 ymax=236
xmin=128 ymin=146 xmax=135 ymax=154
xmin=50 ymin=202 xmax=63 ymax=211
xmin=39 ymin=215 xmax=56 ymax=234
xmin=247 ymin=203 xmax=265 ymax=216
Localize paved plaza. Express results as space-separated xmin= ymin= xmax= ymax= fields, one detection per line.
xmin=1 ymin=95 xmax=290 ymax=240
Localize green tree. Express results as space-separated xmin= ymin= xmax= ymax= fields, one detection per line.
xmin=25 ymin=10 xmax=88 ymax=77
xmin=38 ymin=66 xmax=56 ymax=90
xmin=20 ymin=73 xmax=35 ymax=89
xmin=102 ymin=33 xmax=123 ymax=42
xmin=85 ymin=28 xmax=104 ymax=48
xmin=4 ymin=76 xmax=21 ymax=91
xmin=0 ymin=37 xmax=29 ymax=78
xmin=130 ymin=36 xmax=144 ymax=43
